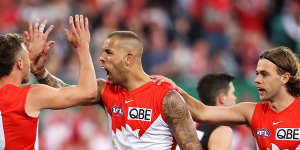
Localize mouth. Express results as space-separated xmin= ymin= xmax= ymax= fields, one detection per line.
xmin=257 ymin=87 xmax=266 ymax=95
xmin=104 ymin=68 xmax=111 ymax=80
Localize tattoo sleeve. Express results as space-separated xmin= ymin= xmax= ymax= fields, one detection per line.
xmin=163 ymin=90 xmax=202 ymax=150
xmin=37 ymin=72 xmax=69 ymax=88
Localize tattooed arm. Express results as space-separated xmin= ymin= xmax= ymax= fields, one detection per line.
xmin=33 ymin=68 xmax=106 ymax=106
xmin=163 ymin=90 xmax=202 ymax=150
xmin=34 ymin=68 xmax=69 ymax=88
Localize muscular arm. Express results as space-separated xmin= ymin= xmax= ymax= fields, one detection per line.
xmin=208 ymin=126 xmax=233 ymax=150
xmin=35 ymin=69 xmax=69 ymax=88
xmin=179 ymin=90 xmax=255 ymax=126
xmin=34 ymin=71 xmax=106 ymax=106
xmin=163 ymin=90 xmax=202 ymax=150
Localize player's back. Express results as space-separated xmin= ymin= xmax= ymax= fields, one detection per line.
xmin=0 ymin=84 xmax=38 ymax=150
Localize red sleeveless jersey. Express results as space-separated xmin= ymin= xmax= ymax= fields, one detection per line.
xmin=102 ymin=81 xmax=177 ymax=150
xmin=0 ymin=84 xmax=39 ymax=150
xmin=251 ymin=98 xmax=300 ymax=149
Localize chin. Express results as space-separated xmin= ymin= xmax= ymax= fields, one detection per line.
xmin=260 ymin=96 xmax=270 ymax=102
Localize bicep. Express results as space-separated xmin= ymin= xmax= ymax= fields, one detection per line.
xmin=208 ymin=126 xmax=233 ymax=150
xmin=163 ymin=90 xmax=201 ymax=150
xmin=29 ymin=84 xmax=94 ymax=110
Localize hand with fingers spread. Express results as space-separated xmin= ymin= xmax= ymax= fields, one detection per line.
xmin=24 ymin=19 xmax=55 ymax=75
xmin=150 ymin=75 xmax=183 ymax=93
xmin=24 ymin=19 xmax=55 ymax=62
xmin=65 ymin=15 xmax=90 ymax=50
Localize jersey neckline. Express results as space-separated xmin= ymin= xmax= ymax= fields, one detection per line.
xmin=118 ymin=81 xmax=154 ymax=95
xmin=267 ymin=97 xmax=299 ymax=114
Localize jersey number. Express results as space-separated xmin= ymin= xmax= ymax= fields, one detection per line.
xmin=0 ymin=111 xmax=5 ymax=150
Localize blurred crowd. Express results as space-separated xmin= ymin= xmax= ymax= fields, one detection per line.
xmin=1 ymin=0 xmax=300 ymax=149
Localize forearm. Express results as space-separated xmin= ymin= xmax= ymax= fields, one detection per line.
xmin=34 ymin=69 xmax=69 ymax=88
xmin=178 ymin=90 xmax=205 ymax=122
xmin=77 ymin=47 xmax=97 ymax=96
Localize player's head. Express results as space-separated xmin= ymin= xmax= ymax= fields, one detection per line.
xmin=255 ymin=46 xmax=300 ymax=101
xmin=0 ymin=33 xmax=30 ymax=84
xmin=99 ymin=31 xmax=143 ymax=84
xmin=197 ymin=73 xmax=236 ymax=106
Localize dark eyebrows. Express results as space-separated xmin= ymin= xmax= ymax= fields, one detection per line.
xmin=256 ymin=70 xmax=269 ymax=75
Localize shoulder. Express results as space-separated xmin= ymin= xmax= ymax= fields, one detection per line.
xmin=97 ymin=78 xmax=107 ymax=94
xmin=213 ymin=126 xmax=233 ymax=136
xmin=157 ymin=82 xmax=174 ymax=90
xmin=163 ymin=90 xmax=183 ymax=104
xmin=28 ymin=84 xmax=56 ymax=97
xmin=162 ymin=90 xmax=187 ymax=119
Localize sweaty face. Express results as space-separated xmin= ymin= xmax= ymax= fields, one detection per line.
xmin=223 ymin=82 xmax=237 ymax=106
xmin=21 ymin=43 xmax=30 ymax=84
xmin=99 ymin=37 xmax=125 ymax=84
xmin=255 ymin=59 xmax=282 ymax=101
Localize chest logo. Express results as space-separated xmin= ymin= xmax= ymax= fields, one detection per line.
xmin=256 ymin=128 xmax=270 ymax=138
xmin=125 ymin=100 xmax=134 ymax=104
xmin=273 ymin=121 xmax=282 ymax=125
xmin=112 ymin=106 xmax=123 ymax=116
xmin=128 ymin=107 xmax=152 ymax=121
xmin=276 ymin=128 xmax=300 ymax=140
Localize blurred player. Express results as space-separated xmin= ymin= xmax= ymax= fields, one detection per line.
xmin=194 ymin=73 xmax=235 ymax=150
xmin=152 ymin=46 xmax=300 ymax=149
xmin=0 ymin=15 xmax=97 ymax=149
xmin=30 ymin=30 xmax=202 ymax=150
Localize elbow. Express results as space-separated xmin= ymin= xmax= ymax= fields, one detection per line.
xmin=86 ymin=89 xmax=97 ymax=101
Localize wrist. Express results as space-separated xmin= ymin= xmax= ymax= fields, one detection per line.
xmin=33 ymin=68 xmax=48 ymax=80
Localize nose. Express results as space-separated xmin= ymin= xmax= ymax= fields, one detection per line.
xmin=99 ymin=53 xmax=105 ymax=64
xmin=255 ymin=75 xmax=261 ymax=85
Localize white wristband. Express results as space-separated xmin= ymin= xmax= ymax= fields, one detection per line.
xmin=35 ymin=69 xmax=49 ymax=80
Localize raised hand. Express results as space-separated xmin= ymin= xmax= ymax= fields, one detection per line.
xmin=24 ymin=19 xmax=55 ymax=62
xmin=64 ymin=15 xmax=90 ymax=50
xmin=24 ymin=19 xmax=55 ymax=75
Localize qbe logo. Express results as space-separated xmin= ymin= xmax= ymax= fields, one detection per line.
xmin=128 ymin=107 xmax=152 ymax=121
xmin=112 ymin=106 xmax=123 ymax=116
xmin=276 ymin=128 xmax=300 ymax=140
xmin=256 ymin=128 xmax=270 ymax=138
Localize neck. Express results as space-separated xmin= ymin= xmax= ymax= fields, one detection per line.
xmin=0 ymin=73 xmax=23 ymax=88
xmin=268 ymin=88 xmax=295 ymax=112
xmin=118 ymin=69 xmax=151 ymax=91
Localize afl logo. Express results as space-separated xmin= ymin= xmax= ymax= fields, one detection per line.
xmin=256 ymin=128 xmax=270 ymax=138
xmin=112 ymin=106 xmax=123 ymax=116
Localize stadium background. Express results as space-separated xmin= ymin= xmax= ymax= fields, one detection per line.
xmin=0 ymin=0 xmax=299 ymax=149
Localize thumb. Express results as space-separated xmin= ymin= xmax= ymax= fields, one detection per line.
xmin=44 ymin=41 xmax=55 ymax=54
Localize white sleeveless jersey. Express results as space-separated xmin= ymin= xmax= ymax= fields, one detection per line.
xmin=102 ymin=82 xmax=177 ymax=150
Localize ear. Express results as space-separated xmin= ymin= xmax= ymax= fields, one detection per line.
xmin=281 ymin=72 xmax=291 ymax=85
xmin=15 ymin=58 xmax=23 ymax=70
xmin=125 ymin=52 xmax=135 ymax=66
xmin=216 ymin=93 xmax=225 ymax=105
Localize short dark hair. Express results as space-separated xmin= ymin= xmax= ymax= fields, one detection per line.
xmin=0 ymin=33 xmax=24 ymax=77
xmin=197 ymin=73 xmax=235 ymax=106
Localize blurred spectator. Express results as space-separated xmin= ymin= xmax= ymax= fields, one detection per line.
xmin=189 ymin=39 xmax=210 ymax=79
xmin=234 ymin=0 xmax=269 ymax=34
xmin=4 ymin=0 xmax=296 ymax=149
xmin=270 ymin=0 xmax=300 ymax=54
xmin=189 ymin=0 xmax=233 ymax=51
xmin=0 ymin=0 xmax=20 ymax=33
